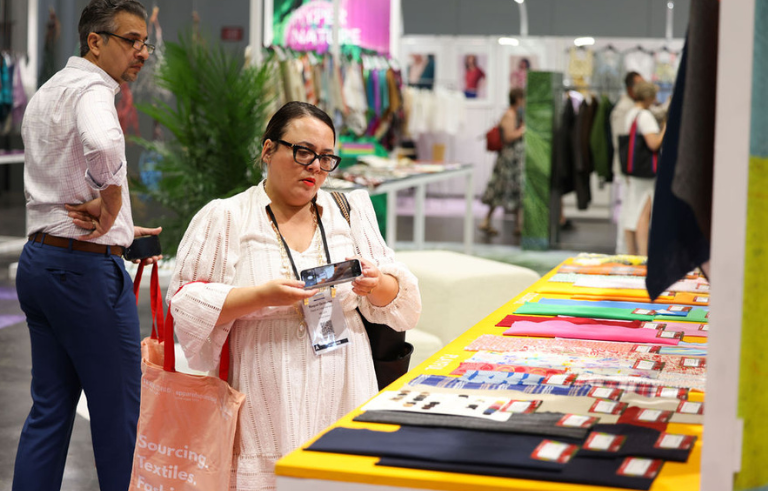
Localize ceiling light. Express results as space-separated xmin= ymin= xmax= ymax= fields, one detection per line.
xmin=574 ymin=37 xmax=595 ymax=47
xmin=498 ymin=37 xmax=520 ymax=46
xmin=667 ymin=1 xmax=674 ymax=9
xmin=514 ymin=0 xmax=525 ymax=4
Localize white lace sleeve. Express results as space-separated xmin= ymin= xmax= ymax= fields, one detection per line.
xmin=166 ymin=198 xmax=239 ymax=372
xmin=347 ymin=190 xmax=422 ymax=331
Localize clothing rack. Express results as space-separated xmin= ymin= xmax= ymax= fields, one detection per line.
xmin=0 ymin=0 xmax=13 ymax=51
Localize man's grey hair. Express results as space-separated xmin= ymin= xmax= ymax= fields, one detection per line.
xmin=78 ymin=0 xmax=147 ymax=57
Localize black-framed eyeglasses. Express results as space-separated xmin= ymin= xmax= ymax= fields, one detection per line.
xmin=96 ymin=31 xmax=155 ymax=54
xmin=277 ymin=140 xmax=342 ymax=172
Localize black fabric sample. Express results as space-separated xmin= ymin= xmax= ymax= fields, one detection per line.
xmin=671 ymin=0 xmax=719 ymax=238
xmin=573 ymin=99 xmax=595 ymax=209
xmin=306 ymin=426 xmax=580 ymax=471
xmin=581 ymin=424 xmax=695 ymax=462
xmin=646 ymin=36 xmax=711 ymax=299
xmin=555 ymin=96 xmax=577 ymax=195
xmin=353 ymin=410 xmax=590 ymax=439
xmin=376 ymin=453 xmax=660 ymax=491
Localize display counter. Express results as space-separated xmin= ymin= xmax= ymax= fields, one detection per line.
xmin=276 ymin=257 xmax=705 ymax=491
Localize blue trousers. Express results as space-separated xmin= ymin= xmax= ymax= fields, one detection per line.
xmin=13 ymin=240 xmax=141 ymax=491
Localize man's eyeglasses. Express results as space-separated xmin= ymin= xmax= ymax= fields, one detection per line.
xmin=96 ymin=32 xmax=155 ymax=54
xmin=277 ymin=140 xmax=342 ymax=172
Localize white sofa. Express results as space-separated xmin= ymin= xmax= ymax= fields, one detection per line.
xmin=395 ymin=250 xmax=540 ymax=368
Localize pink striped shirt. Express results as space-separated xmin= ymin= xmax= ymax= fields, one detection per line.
xmin=22 ymin=56 xmax=134 ymax=246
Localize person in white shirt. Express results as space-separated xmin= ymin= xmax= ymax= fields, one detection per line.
xmin=14 ymin=1 xmax=160 ymax=490
xmin=167 ymin=101 xmax=421 ymax=490
xmin=610 ymin=71 xmax=642 ymax=253
xmin=621 ymin=81 xmax=666 ymax=256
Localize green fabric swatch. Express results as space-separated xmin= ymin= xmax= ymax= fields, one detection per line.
xmin=514 ymin=302 xmax=656 ymax=322
xmin=656 ymin=308 xmax=709 ymax=324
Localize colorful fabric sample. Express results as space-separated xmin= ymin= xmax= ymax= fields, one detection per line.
xmin=502 ymin=320 xmax=681 ymax=345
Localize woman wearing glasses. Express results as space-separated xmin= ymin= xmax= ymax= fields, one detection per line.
xmin=167 ymin=101 xmax=421 ymax=490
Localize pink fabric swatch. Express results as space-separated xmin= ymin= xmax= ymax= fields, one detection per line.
xmin=649 ymin=321 xmax=708 ymax=337
xmin=502 ymin=320 xmax=680 ymax=345
xmin=496 ymin=315 xmax=643 ymax=329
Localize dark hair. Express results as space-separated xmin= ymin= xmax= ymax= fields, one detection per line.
xmin=262 ymin=101 xmax=336 ymax=148
xmin=78 ymin=0 xmax=148 ymax=57
xmin=624 ymin=71 xmax=641 ymax=90
xmin=519 ymin=58 xmax=531 ymax=69
xmin=509 ymin=88 xmax=525 ymax=106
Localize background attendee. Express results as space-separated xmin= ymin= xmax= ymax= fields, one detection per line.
xmin=480 ymin=88 xmax=526 ymax=236
xmin=167 ymin=101 xmax=421 ymax=490
xmin=610 ymin=71 xmax=643 ymax=254
xmin=13 ymin=1 xmax=161 ymax=490
xmin=621 ymin=81 xmax=665 ymax=256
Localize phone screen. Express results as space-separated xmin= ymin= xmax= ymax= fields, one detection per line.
xmin=301 ymin=259 xmax=362 ymax=289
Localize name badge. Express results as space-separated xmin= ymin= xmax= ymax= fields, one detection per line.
xmin=302 ymin=288 xmax=351 ymax=355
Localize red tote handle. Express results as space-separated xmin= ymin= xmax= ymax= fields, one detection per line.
xmin=164 ymin=281 xmax=231 ymax=382
xmin=133 ymin=261 xmax=165 ymax=340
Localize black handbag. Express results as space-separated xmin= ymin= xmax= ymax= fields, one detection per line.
xmin=618 ymin=115 xmax=659 ymax=179
xmin=330 ymin=191 xmax=414 ymax=390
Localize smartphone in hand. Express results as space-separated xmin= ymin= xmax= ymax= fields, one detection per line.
xmin=300 ymin=259 xmax=362 ymax=289
xmin=124 ymin=235 xmax=162 ymax=261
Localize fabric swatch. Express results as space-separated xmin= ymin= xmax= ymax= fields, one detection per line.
xmin=353 ymin=410 xmax=590 ymax=439
xmin=375 ymin=455 xmax=660 ymax=490
xmin=306 ymin=426 xmax=574 ymax=470
xmin=502 ymin=320 xmax=681 ymax=345
xmin=496 ymin=314 xmax=643 ymax=328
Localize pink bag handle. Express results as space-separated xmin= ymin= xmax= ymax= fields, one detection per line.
xmin=165 ymin=281 xmax=231 ymax=382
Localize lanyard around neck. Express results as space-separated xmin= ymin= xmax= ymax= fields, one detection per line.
xmin=265 ymin=199 xmax=332 ymax=280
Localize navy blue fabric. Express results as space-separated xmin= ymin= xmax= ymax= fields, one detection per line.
xmin=646 ymin=36 xmax=711 ymax=299
xmin=353 ymin=410 xmax=590 ymax=439
xmin=306 ymin=426 xmax=581 ymax=471
xmin=13 ymin=241 xmax=141 ymax=491
xmin=583 ymin=424 xmax=695 ymax=462
xmin=376 ymin=454 xmax=659 ymax=490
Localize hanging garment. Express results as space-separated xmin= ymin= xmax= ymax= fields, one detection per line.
xmin=573 ymin=98 xmax=596 ymax=209
xmin=12 ymin=55 xmax=29 ymax=127
xmin=568 ymin=47 xmax=594 ymax=87
xmin=591 ymin=95 xmax=614 ymax=181
xmin=646 ymin=44 xmax=712 ymax=297
xmin=555 ymin=94 xmax=578 ymax=195
xmin=592 ymin=50 xmax=625 ymax=93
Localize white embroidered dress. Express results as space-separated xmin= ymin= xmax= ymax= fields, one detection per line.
xmin=167 ymin=182 xmax=421 ymax=491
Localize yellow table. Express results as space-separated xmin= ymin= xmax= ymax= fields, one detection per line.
xmin=276 ymin=260 xmax=704 ymax=491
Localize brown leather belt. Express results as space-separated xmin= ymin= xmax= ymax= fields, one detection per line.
xmin=28 ymin=233 xmax=124 ymax=257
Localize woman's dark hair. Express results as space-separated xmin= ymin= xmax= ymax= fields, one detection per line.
xmin=262 ymin=101 xmax=337 ymax=147
xmin=78 ymin=0 xmax=148 ymax=57
xmin=519 ymin=58 xmax=531 ymax=69
xmin=509 ymin=87 xmax=525 ymax=106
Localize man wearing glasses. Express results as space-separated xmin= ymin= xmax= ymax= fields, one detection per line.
xmin=14 ymin=1 xmax=160 ymax=489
